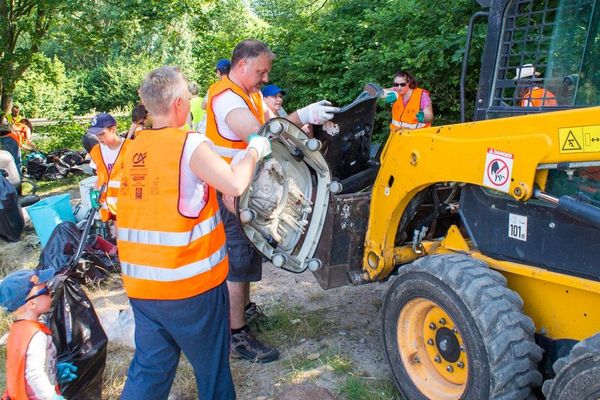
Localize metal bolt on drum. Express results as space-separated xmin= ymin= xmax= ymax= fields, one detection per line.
xmin=329 ymin=180 xmax=343 ymax=194
xmin=272 ymin=253 xmax=288 ymax=268
xmin=269 ymin=121 xmax=284 ymax=135
xmin=307 ymin=258 xmax=322 ymax=272
xmin=239 ymin=209 xmax=256 ymax=224
xmin=306 ymin=138 xmax=322 ymax=152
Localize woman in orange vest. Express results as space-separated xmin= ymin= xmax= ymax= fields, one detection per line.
xmin=0 ymin=269 xmax=77 ymax=400
xmin=385 ymin=70 xmax=434 ymax=131
xmin=118 ymin=66 xmax=271 ymax=400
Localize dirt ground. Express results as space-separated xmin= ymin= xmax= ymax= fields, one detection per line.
xmin=0 ymin=188 xmax=402 ymax=400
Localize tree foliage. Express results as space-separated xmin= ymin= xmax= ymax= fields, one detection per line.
xmin=4 ymin=0 xmax=487 ymax=134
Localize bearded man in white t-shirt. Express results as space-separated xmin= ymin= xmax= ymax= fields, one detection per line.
xmin=206 ymin=39 xmax=338 ymax=363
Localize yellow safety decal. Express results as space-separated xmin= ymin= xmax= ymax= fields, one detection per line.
xmin=559 ymin=125 xmax=600 ymax=153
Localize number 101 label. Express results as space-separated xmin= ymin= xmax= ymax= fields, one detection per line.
xmin=508 ymin=213 xmax=527 ymax=241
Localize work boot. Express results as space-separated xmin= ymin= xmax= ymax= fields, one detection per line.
xmin=245 ymin=302 xmax=268 ymax=325
xmin=231 ymin=327 xmax=279 ymax=363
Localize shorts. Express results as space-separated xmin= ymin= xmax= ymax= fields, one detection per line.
xmin=219 ymin=201 xmax=262 ymax=283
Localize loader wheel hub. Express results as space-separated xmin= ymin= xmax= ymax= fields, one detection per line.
xmin=436 ymin=327 xmax=460 ymax=362
xmin=397 ymin=298 xmax=468 ymax=399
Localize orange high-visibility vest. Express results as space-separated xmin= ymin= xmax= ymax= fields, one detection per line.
xmin=117 ymin=127 xmax=228 ymax=300
xmin=390 ymin=87 xmax=431 ymax=131
xmin=12 ymin=123 xmax=31 ymax=148
xmin=4 ymin=320 xmax=55 ymax=400
xmin=205 ymin=76 xmax=266 ymax=163
xmin=90 ymin=141 xmax=127 ymax=221
xmin=521 ymin=88 xmax=557 ymax=107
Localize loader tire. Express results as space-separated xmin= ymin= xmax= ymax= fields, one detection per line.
xmin=542 ymin=332 xmax=600 ymax=399
xmin=381 ymin=254 xmax=542 ymax=400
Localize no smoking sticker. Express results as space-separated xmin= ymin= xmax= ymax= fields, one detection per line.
xmin=483 ymin=148 xmax=513 ymax=193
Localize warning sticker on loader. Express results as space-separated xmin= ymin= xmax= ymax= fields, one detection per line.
xmin=483 ymin=148 xmax=513 ymax=193
xmin=559 ymin=125 xmax=600 ymax=153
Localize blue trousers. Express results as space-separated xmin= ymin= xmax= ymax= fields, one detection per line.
xmin=121 ymin=282 xmax=235 ymax=400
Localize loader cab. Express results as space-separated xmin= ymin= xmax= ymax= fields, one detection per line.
xmin=472 ymin=0 xmax=600 ymax=121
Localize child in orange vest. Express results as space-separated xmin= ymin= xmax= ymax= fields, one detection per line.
xmin=0 ymin=269 xmax=78 ymax=400
xmin=86 ymin=113 xmax=126 ymax=222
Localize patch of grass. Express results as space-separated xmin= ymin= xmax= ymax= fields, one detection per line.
xmin=254 ymin=304 xmax=329 ymax=347
xmin=34 ymin=174 xmax=86 ymax=196
xmin=308 ymin=290 xmax=325 ymax=302
xmin=0 ymin=310 xmax=12 ymax=393
xmin=327 ymin=353 xmax=354 ymax=375
xmin=338 ymin=376 xmax=403 ymax=400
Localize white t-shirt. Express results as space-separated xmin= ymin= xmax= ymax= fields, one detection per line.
xmin=211 ymin=90 xmax=268 ymax=141
xmin=180 ymin=133 xmax=212 ymax=217
xmin=25 ymin=331 xmax=58 ymax=400
xmin=89 ymin=140 xmax=124 ymax=173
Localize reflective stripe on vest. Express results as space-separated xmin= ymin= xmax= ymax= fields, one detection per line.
xmin=119 ymin=212 xmax=221 ymax=247
xmin=390 ymin=87 xmax=431 ymax=131
xmin=117 ymin=127 xmax=228 ymax=300
xmin=391 ymin=119 xmax=428 ymax=129
xmin=205 ymin=76 xmax=265 ymax=163
xmin=121 ymin=243 xmax=227 ymax=282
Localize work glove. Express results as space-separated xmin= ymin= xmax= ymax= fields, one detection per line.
xmin=384 ymin=91 xmax=398 ymax=104
xmin=89 ymin=190 xmax=101 ymax=209
xmin=416 ymin=110 xmax=425 ymax=123
xmin=297 ymin=100 xmax=339 ymax=125
xmin=247 ymin=134 xmax=272 ymax=160
xmin=56 ymin=362 xmax=78 ymax=383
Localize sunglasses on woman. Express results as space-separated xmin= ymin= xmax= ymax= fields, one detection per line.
xmin=25 ymin=286 xmax=49 ymax=302
xmin=393 ymin=82 xmax=408 ymax=87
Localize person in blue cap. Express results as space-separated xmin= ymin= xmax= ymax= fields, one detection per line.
xmin=0 ymin=269 xmax=77 ymax=399
xmin=201 ymin=59 xmax=232 ymax=112
xmin=261 ymin=84 xmax=287 ymax=117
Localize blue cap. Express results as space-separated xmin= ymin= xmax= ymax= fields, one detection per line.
xmin=215 ymin=59 xmax=231 ymax=74
xmin=261 ymin=84 xmax=286 ymax=97
xmin=0 ymin=269 xmax=55 ymax=312
xmin=87 ymin=113 xmax=117 ymax=135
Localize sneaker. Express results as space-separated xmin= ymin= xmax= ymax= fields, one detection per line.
xmin=231 ymin=328 xmax=279 ymax=363
xmin=244 ymin=302 xmax=268 ymax=325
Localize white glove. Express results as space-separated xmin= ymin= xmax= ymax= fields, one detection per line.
xmin=297 ymin=100 xmax=340 ymax=125
xmin=247 ymin=134 xmax=271 ymax=160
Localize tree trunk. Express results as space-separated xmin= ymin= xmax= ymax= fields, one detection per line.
xmin=1 ymin=92 xmax=13 ymax=115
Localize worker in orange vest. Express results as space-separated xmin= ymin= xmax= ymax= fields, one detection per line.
xmin=514 ymin=64 xmax=558 ymax=107
xmin=118 ymin=65 xmax=271 ymax=399
xmin=86 ymin=113 xmax=127 ymax=223
xmin=0 ymin=269 xmax=78 ymax=400
xmin=205 ymin=39 xmax=338 ymax=363
xmin=385 ymin=70 xmax=434 ymax=131
xmin=6 ymin=105 xmax=23 ymax=125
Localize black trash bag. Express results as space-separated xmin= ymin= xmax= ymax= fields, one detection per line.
xmin=58 ymin=150 xmax=85 ymax=167
xmin=25 ymin=154 xmax=49 ymax=180
xmin=38 ymin=221 xmax=119 ymax=284
xmin=38 ymin=222 xmax=82 ymax=273
xmin=0 ymin=170 xmax=24 ymax=241
xmin=46 ymin=273 xmax=108 ymax=400
xmin=42 ymin=152 xmax=71 ymax=180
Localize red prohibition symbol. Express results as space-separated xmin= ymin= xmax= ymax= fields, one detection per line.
xmin=487 ymin=158 xmax=509 ymax=186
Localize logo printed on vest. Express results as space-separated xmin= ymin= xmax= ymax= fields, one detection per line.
xmin=132 ymin=152 xmax=147 ymax=166
xmin=135 ymin=187 xmax=143 ymax=200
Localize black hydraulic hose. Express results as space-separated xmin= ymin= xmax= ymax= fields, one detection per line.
xmin=460 ymin=11 xmax=489 ymax=123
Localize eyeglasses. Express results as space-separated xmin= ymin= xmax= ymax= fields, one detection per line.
xmin=25 ymin=286 xmax=49 ymax=302
xmin=393 ymin=82 xmax=408 ymax=87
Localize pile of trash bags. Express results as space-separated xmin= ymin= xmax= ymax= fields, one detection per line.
xmin=25 ymin=149 xmax=87 ymax=181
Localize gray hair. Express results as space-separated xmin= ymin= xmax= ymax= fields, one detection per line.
xmin=139 ymin=66 xmax=189 ymax=116
xmin=231 ymin=39 xmax=275 ymax=66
